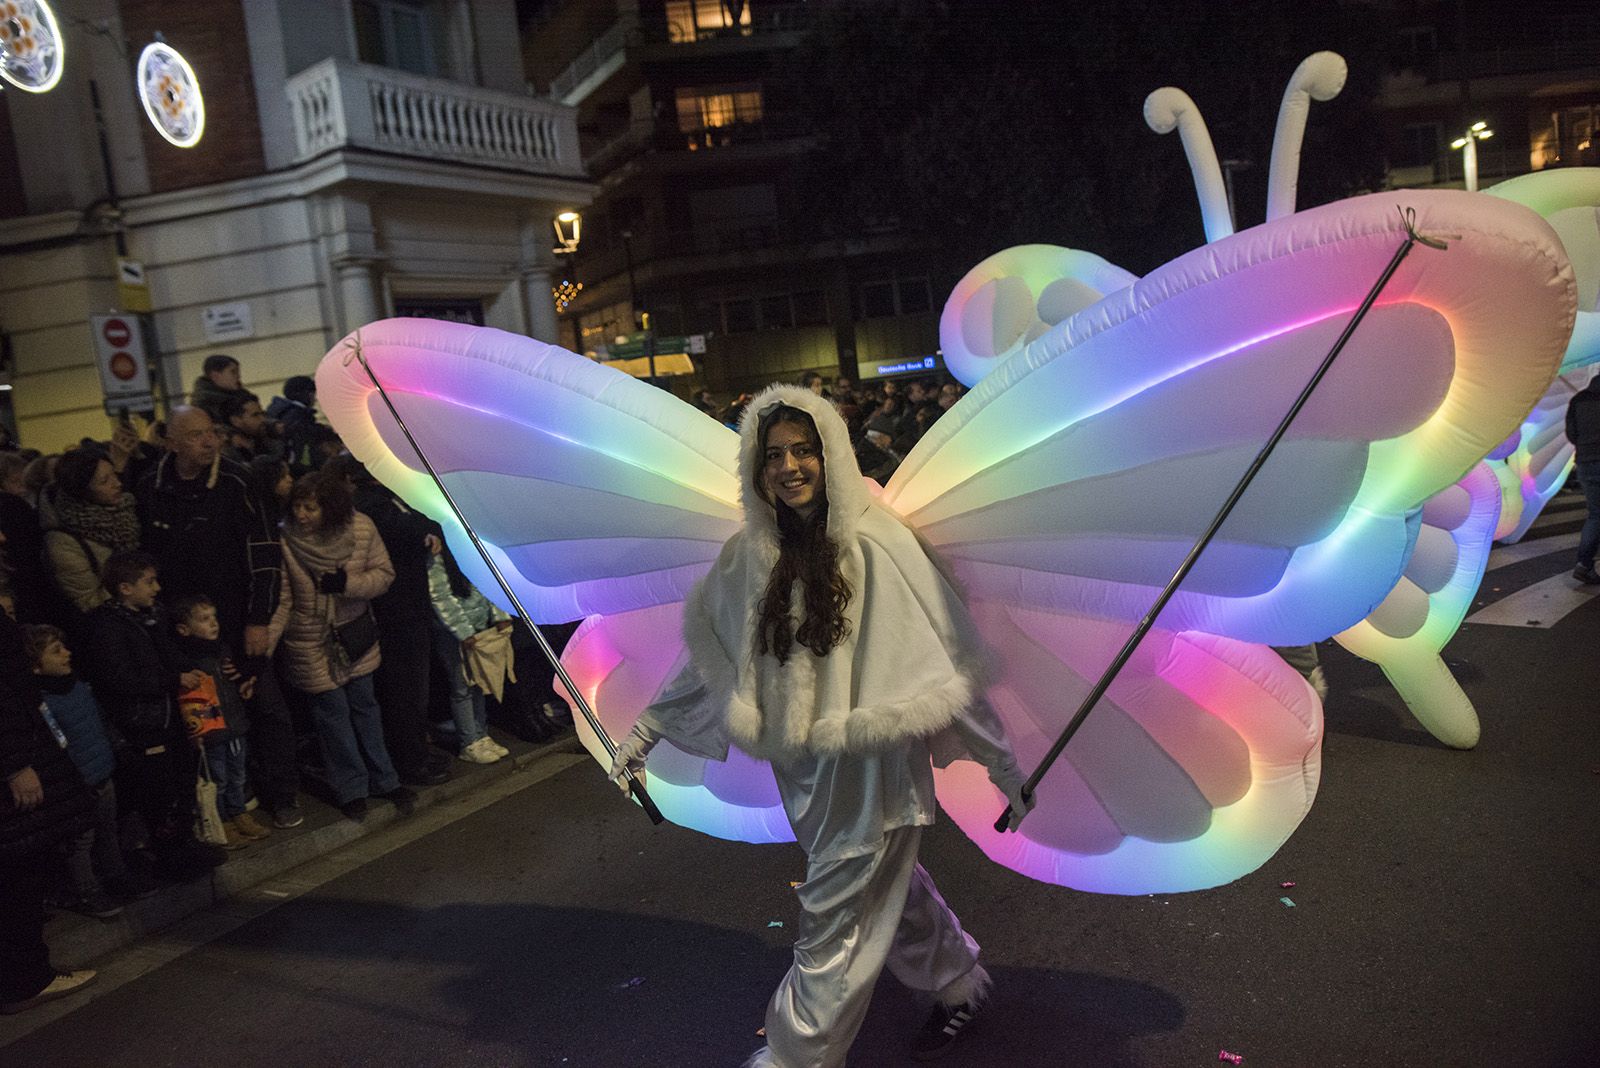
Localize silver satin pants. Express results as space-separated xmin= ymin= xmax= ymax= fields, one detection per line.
xmin=757 ymin=825 xmax=982 ymax=1068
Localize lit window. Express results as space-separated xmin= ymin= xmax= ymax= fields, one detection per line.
xmin=676 ymin=85 xmax=764 ymax=131
xmin=664 ymin=0 xmax=753 ymax=43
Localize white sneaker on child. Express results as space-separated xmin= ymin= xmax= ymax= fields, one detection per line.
xmin=458 ymin=737 xmax=501 ymax=764
xmin=484 ymin=737 xmax=511 ymax=758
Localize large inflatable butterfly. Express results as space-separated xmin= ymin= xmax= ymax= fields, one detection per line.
xmin=941 ymin=53 xmax=1598 ymax=755
xmin=318 ymin=57 xmax=1575 ymax=895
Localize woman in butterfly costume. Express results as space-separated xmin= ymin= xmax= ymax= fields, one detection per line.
xmin=607 ymin=383 xmax=1033 ymax=1067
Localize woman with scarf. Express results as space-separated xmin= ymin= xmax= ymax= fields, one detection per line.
xmin=43 ymin=448 xmax=142 ymax=617
xmin=608 ymin=385 xmax=1033 ymax=1068
xmin=269 ymin=472 xmax=413 ymax=821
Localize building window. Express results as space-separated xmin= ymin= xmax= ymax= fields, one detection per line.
xmin=760 ymin=295 xmax=793 ymax=330
xmin=664 ymin=0 xmax=753 ymax=43
xmin=354 ymin=0 xmax=435 ymax=76
xmin=676 ymin=84 xmax=764 ymax=134
xmin=394 ymin=298 xmax=484 ymax=325
xmin=896 ymin=278 xmax=932 ymax=315
xmin=1397 ymin=123 xmax=1441 ymax=168
xmin=859 ymin=278 xmax=931 ymax=319
xmin=793 ymin=290 xmax=828 ymax=327
xmin=1551 ymin=104 xmax=1599 ymax=168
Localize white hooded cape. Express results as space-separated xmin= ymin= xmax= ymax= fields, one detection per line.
xmin=642 ymin=384 xmax=999 ymax=769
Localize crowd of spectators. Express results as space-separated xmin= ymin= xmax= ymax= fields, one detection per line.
xmin=1 ymin=354 xmax=953 ymax=1014
xmin=0 ymin=353 xmax=570 ymax=1015
xmin=698 ymin=370 xmax=969 ymax=480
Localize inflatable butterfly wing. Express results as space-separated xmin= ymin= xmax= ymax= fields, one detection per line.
xmin=881 ymin=189 xmax=1574 ymax=893
xmin=316 ymin=320 xmax=795 ymax=842
xmin=1484 ymin=168 xmax=1600 ymax=542
xmin=1332 ymin=463 xmax=1502 ymax=749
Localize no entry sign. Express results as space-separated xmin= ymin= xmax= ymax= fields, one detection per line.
xmin=89 ymin=314 xmax=153 ymax=412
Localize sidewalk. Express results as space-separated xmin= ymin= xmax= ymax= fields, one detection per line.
xmin=44 ymin=728 xmax=588 ymax=972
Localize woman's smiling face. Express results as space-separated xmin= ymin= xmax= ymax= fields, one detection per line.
xmin=762 ymin=419 xmax=824 ymax=519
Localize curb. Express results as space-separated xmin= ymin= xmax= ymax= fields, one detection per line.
xmin=46 ymin=733 xmax=587 ymax=971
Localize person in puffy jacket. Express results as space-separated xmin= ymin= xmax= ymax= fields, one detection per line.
xmin=426 ymin=543 xmax=512 ymax=765
xmin=27 ymin=624 xmax=146 ymax=916
xmin=1 ymin=609 xmax=96 ymax=1014
xmin=271 ymin=472 xmax=413 ymax=821
xmin=1566 ymin=376 xmax=1600 ymax=584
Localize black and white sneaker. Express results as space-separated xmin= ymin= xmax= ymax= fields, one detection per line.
xmin=909 ymin=1001 xmax=977 ymax=1061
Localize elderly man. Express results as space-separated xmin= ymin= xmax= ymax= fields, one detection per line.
xmin=136 ymin=407 xmax=302 ymax=826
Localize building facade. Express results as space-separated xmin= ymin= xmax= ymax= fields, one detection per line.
xmin=0 ymin=0 xmax=589 ymax=449
xmin=524 ymin=0 xmax=947 ymax=397
xmin=1375 ymin=2 xmax=1599 ymax=190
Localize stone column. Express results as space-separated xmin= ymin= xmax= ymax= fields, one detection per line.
xmin=521 ymin=264 xmax=560 ymax=343
xmin=335 ymin=257 xmax=383 ymax=334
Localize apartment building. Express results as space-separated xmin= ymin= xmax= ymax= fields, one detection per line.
xmin=0 ymin=0 xmax=589 ymax=449
xmin=1376 ymin=2 xmax=1598 ymax=189
xmin=523 ymin=0 xmax=946 ymax=396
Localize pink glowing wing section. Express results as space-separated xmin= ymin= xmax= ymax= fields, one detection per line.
xmin=1334 ymin=463 xmax=1502 ymax=749
xmin=936 ymin=604 xmax=1321 ymax=895
xmin=1483 ymin=168 xmax=1600 ymax=541
xmin=1498 ymin=369 xmax=1597 ymax=543
xmin=317 ymin=318 xmax=742 ymax=623
xmin=941 ymin=245 xmax=1138 ymax=387
xmin=888 ymin=189 xmax=1575 ymax=648
xmin=557 ymin=604 xmax=793 ymax=844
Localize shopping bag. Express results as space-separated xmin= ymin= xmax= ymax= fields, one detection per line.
xmin=194 ymin=751 xmax=228 ymax=846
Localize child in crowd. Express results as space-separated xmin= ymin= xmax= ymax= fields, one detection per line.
xmin=426 ymin=543 xmax=513 ymax=764
xmin=26 ymin=625 xmax=154 ymax=916
xmin=171 ymin=595 xmax=270 ymax=848
xmin=82 ymin=551 xmax=221 ymax=881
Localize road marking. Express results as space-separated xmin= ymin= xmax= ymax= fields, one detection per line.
xmin=1487 ymin=531 xmax=1580 ymax=571
xmin=1526 ymin=502 xmax=1587 ymax=532
xmin=0 ymin=750 xmax=586 ymax=1048
xmin=1467 ymin=573 xmax=1600 ymax=628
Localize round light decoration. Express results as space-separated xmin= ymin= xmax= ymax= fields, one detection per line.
xmin=0 ymin=0 xmax=65 ymax=93
xmin=136 ymin=41 xmax=205 ymax=148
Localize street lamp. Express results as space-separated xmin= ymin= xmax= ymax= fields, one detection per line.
xmin=1451 ymin=121 xmax=1493 ymax=193
xmin=550 ymin=212 xmax=583 ymax=339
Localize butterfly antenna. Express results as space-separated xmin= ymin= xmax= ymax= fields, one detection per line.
xmin=1145 ymin=87 xmax=1234 ymax=242
xmin=996 ymin=212 xmax=1442 ymax=834
xmin=1266 ymin=52 xmax=1347 ymax=222
xmin=344 ymin=334 xmax=666 ymax=826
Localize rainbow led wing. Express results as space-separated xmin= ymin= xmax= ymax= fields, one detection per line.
xmin=936 ymin=606 xmax=1321 ymax=894
xmin=318 ymin=320 xmax=795 ymax=845
xmin=887 ymin=190 xmax=1574 ymax=646
xmin=891 ymin=188 xmax=1574 ymax=893
xmin=316 ymin=318 xmax=742 ymax=623
xmin=1333 ymin=463 xmax=1502 ymax=749
xmin=1483 ymin=168 xmax=1600 ymax=542
xmin=940 ymin=245 xmax=1138 ymax=387
xmin=558 ymin=604 xmax=793 ymax=844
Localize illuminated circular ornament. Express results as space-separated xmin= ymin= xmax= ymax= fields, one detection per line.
xmin=136 ymin=41 xmax=205 ymax=148
xmin=0 ymin=0 xmax=65 ymax=93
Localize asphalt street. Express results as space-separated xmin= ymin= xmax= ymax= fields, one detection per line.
xmin=2 ymin=499 xmax=1596 ymax=1068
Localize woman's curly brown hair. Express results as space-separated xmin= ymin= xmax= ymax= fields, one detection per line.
xmin=753 ymin=406 xmax=853 ymax=664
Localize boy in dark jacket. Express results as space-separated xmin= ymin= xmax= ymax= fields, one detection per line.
xmin=27 ymin=625 xmax=150 ymax=916
xmin=83 ymin=552 xmax=220 ymax=881
xmin=170 ymin=595 xmax=269 ymax=847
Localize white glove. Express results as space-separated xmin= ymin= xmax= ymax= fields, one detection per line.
xmin=990 ymin=761 xmax=1036 ymax=831
xmin=607 ymin=720 xmax=661 ymax=796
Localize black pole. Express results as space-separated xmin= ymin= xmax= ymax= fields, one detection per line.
xmin=343 ymin=337 xmax=665 ymax=825
xmin=995 ymin=210 xmax=1438 ymax=833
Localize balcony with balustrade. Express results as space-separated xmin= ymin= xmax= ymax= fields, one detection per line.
xmin=287 ymin=57 xmax=584 ymax=180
